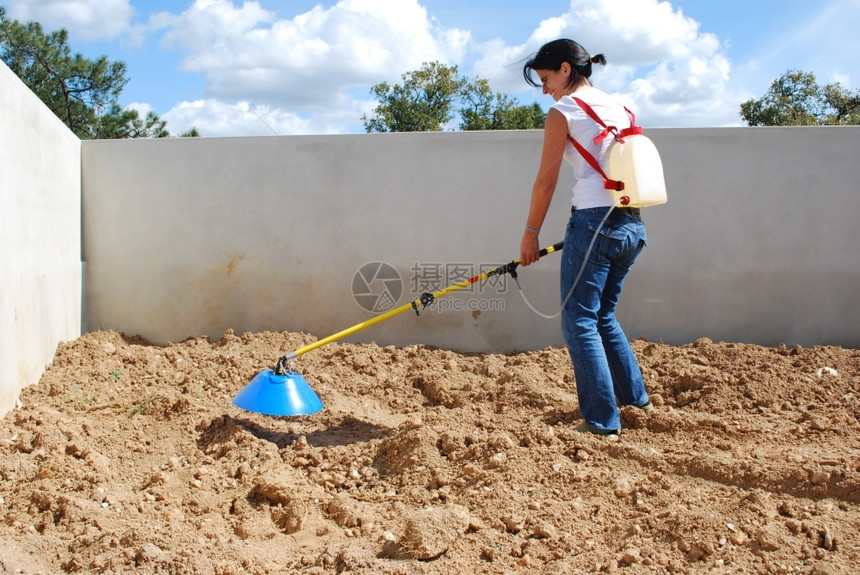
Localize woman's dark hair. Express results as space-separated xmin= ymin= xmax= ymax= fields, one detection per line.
xmin=523 ymin=39 xmax=607 ymax=88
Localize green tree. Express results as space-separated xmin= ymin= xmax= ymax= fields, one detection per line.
xmin=94 ymin=103 xmax=169 ymax=139
xmin=179 ymin=126 xmax=201 ymax=138
xmin=740 ymin=69 xmax=860 ymax=126
xmin=459 ymin=78 xmax=545 ymax=130
xmin=0 ymin=6 xmax=175 ymax=138
xmin=362 ymin=61 xmax=465 ymax=132
xmin=362 ymin=61 xmax=545 ymax=132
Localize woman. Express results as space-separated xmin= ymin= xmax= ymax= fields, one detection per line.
xmin=519 ymin=39 xmax=653 ymax=441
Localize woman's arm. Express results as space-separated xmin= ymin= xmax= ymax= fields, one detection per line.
xmin=520 ymin=107 xmax=568 ymax=266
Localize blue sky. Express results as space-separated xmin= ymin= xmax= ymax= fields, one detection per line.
xmin=3 ymin=0 xmax=858 ymax=137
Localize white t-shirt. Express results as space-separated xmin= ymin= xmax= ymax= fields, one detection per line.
xmin=552 ymin=86 xmax=632 ymax=209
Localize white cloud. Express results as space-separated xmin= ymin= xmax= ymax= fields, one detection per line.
xmin=162 ymin=98 xmax=366 ymax=137
xmin=4 ymin=0 xmax=135 ymax=40
xmin=471 ymin=0 xmax=751 ymax=127
xmin=158 ymin=0 xmax=469 ymax=111
xmin=155 ymin=0 xmax=754 ymax=131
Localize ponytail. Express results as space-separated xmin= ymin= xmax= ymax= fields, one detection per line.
xmin=590 ymin=54 xmax=607 ymax=67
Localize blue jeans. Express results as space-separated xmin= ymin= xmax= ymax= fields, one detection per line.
xmin=561 ymin=207 xmax=649 ymax=433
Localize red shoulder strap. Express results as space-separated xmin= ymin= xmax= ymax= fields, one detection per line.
xmin=567 ymin=98 xmax=635 ymax=192
xmin=618 ymin=106 xmax=643 ymax=138
xmin=572 ymin=97 xmax=617 ymax=144
xmin=566 ymin=135 xmax=624 ymax=191
xmin=571 ymin=97 xmax=642 ymax=143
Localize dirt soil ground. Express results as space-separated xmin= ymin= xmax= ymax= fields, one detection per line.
xmin=1 ymin=329 xmax=858 ymax=574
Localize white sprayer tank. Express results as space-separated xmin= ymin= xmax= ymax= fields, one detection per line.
xmin=607 ymin=134 xmax=668 ymax=208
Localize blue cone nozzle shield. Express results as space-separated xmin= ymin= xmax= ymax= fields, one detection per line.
xmin=232 ymin=369 xmax=324 ymax=416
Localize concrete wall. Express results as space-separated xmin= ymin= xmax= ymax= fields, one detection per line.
xmin=81 ymin=126 xmax=860 ymax=358
xmin=0 ymin=62 xmax=82 ymax=415
xmin=80 ymin=132 xmax=572 ymax=355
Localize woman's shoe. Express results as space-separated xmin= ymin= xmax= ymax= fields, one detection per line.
xmin=574 ymin=421 xmax=620 ymax=441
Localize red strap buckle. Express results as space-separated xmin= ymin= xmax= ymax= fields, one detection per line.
xmin=593 ymin=125 xmax=619 ymax=145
